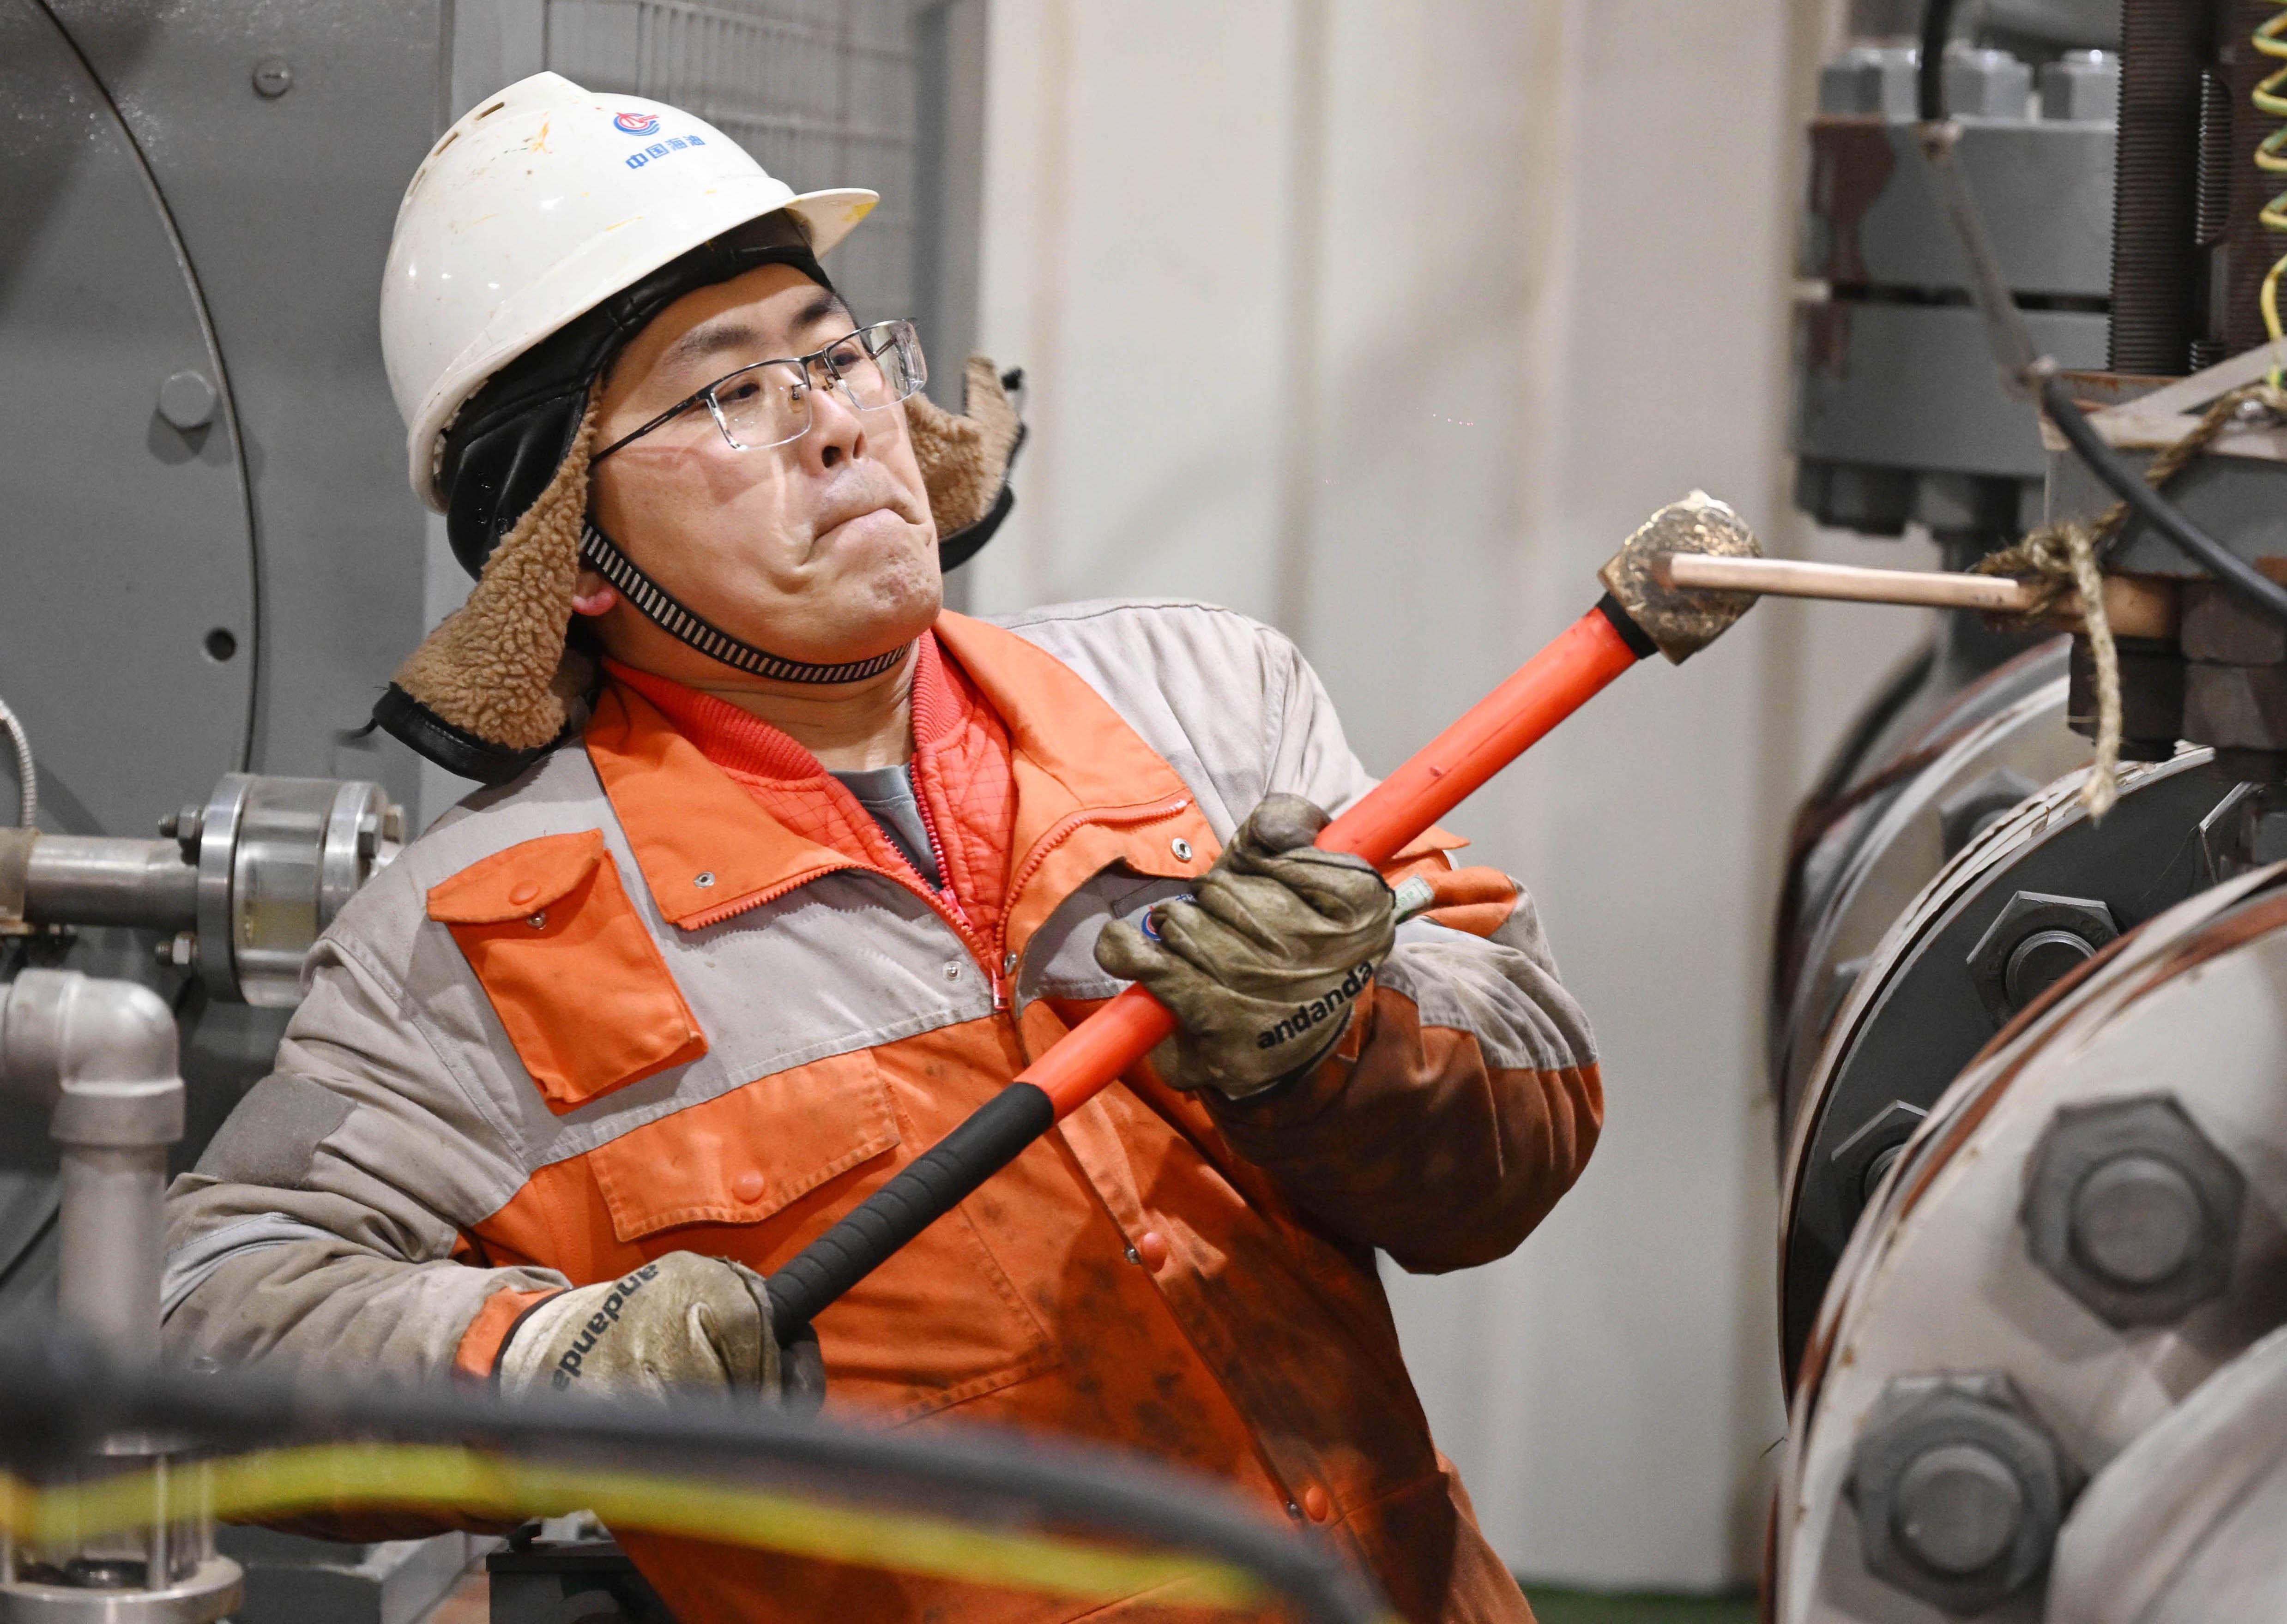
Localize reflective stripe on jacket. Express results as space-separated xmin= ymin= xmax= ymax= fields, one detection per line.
xmin=163 ymin=600 xmax=1602 ymax=1624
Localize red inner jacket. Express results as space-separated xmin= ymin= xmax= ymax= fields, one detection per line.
xmin=607 ymin=633 xmax=1022 ymax=955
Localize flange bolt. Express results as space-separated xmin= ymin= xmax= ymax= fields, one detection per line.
xmin=1965 ymin=891 xmax=2118 ymax=1023
xmin=1892 ymin=1442 xmax=2025 ymax=1577
xmin=1849 ymin=1374 xmax=2071 ymax=1614
xmin=2021 ymin=1094 xmax=2244 ymax=1327
xmin=160 ymin=804 xmax=204 ymax=863
xmin=2071 ymin=1153 xmax=2202 ymax=1287
xmin=2003 ymin=928 xmax=2096 ymax=1008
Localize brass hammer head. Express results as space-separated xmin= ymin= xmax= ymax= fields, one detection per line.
xmin=1597 ymin=491 xmax=1762 ymax=664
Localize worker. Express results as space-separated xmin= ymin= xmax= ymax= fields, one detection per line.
xmin=163 ymin=73 xmax=1603 ymax=1624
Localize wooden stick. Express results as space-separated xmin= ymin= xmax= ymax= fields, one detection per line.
xmin=1652 ymin=552 xmax=2040 ymax=613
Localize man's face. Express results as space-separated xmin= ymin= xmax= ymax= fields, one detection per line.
xmin=583 ymin=263 xmax=940 ymax=676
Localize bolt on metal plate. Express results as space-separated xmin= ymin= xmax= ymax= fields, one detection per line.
xmin=1847 ymin=1371 xmax=2074 ymax=1615
xmin=1964 ymin=890 xmax=2119 ymax=1023
xmin=2021 ymin=1093 xmax=2245 ymax=1327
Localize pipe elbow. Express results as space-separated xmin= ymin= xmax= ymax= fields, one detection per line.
xmin=59 ymin=975 xmax=179 ymax=1085
xmin=2 ymin=969 xmax=181 ymax=1110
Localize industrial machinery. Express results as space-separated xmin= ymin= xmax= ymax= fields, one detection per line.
xmin=1769 ymin=0 xmax=2287 ymax=1616
xmin=1770 ymin=635 xmax=2076 ymax=1131
xmin=1 ymin=1 xmax=987 ymax=1618
xmin=1777 ymin=741 xmax=2239 ymax=1379
xmin=1775 ymin=864 xmax=2287 ymax=1621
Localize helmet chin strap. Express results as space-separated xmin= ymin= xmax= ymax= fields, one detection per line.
xmin=580 ymin=523 xmax=912 ymax=686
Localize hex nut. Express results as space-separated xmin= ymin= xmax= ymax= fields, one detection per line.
xmin=2038 ymin=50 xmax=2119 ymax=122
xmin=1849 ymin=1373 xmax=2069 ymax=1615
xmin=168 ymin=803 xmax=204 ymax=863
xmin=1936 ymin=767 xmax=2039 ymax=860
xmin=1828 ymin=1099 xmax=1930 ymax=1215
xmin=1818 ymin=43 xmax=1918 ymax=117
xmin=1964 ymin=891 xmax=2118 ymax=1024
xmin=1943 ymin=46 xmax=2033 ymax=121
xmin=2021 ymin=1094 xmax=2244 ymax=1327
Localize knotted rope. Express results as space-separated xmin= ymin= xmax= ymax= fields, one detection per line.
xmin=1971 ymin=382 xmax=2287 ymax=820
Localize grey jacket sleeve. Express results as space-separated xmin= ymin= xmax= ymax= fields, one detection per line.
xmin=1223 ymin=616 xmax=1605 ymax=1269
xmin=163 ymin=935 xmax=566 ymax=1380
xmin=1260 ymin=618 xmax=1598 ymax=1057
xmin=1002 ymin=600 xmax=1601 ymax=1089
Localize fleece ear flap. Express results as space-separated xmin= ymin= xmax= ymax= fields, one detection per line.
xmin=371 ymin=396 xmax=602 ymax=785
xmin=908 ymin=355 xmax=1027 ymax=572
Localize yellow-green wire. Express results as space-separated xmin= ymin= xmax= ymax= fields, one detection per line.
xmin=0 ymin=1444 xmax=1281 ymax=1616
xmin=2253 ymin=7 xmax=2287 ymax=384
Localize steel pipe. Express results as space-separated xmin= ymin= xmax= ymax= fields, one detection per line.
xmin=0 ymin=974 xmax=235 ymax=1621
xmin=0 ymin=969 xmax=184 ymax=1357
xmin=2 ymin=774 xmax=398 ymax=1005
xmin=22 ymin=839 xmax=197 ymax=931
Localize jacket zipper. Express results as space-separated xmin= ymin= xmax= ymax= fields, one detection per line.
xmin=1004 ymin=795 xmax=1193 ymax=905
xmin=903 ymin=763 xmax=1004 ymax=1010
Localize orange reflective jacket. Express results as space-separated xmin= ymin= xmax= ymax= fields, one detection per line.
xmin=165 ymin=602 xmax=1603 ymax=1624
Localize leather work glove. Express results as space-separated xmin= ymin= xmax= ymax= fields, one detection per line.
xmin=1094 ymin=794 xmax=1395 ymax=1100
xmin=495 ymin=1251 xmax=825 ymax=1411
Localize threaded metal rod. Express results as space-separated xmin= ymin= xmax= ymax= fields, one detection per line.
xmin=2108 ymin=0 xmax=2208 ymax=374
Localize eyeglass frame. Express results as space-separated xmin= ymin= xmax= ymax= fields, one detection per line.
xmin=588 ymin=318 xmax=925 ymax=464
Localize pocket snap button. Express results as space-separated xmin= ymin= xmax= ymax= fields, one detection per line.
xmin=732 ymin=1170 xmax=766 ymax=1203
xmin=694 ymin=871 xmax=716 ymax=889
xmin=1302 ymin=1485 xmax=1331 ymax=1522
xmin=508 ymin=881 xmax=541 ymax=906
xmin=1171 ymin=837 xmax=1194 ymax=862
xmin=1135 ymin=1231 xmax=1170 ymax=1271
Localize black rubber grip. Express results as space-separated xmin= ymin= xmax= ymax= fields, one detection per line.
xmin=1594 ymin=592 xmax=1659 ymax=661
xmin=766 ymin=1082 xmax=1057 ymax=1330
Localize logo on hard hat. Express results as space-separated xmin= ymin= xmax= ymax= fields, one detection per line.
xmin=613 ymin=111 xmax=660 ymax=136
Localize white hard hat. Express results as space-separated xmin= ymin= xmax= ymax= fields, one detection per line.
xmin=381 ymin=71 xmax=877 ymax=511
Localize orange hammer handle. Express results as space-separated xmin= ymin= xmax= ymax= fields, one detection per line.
xmin=764 ymin=601 xmax=1648 ymax=1329
xmin=1032 ymin=602 xmax=1647 ymax=1116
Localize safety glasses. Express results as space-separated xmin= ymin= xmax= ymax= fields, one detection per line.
xmin=591 ymin=319 xmax=926 ymax=463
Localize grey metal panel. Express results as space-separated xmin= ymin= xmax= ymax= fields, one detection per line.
xmin=544 ymin=0 xmax=924 ymax=329
xmin=1804 ymin=119 xmax=2116 ymax=297
xmin=914 ymin=0 xmax=986 ymax=414
xmin=2052 ymin=451 xmax=2287 ymax=576
xmin=216 ymin=1528 xmax=480 ymax=1624
xmin=46 ymin=0 xmax=441 ymax=813
xmin=0 ymin=0 xmax=255 ymax=840
xmin=1797 ymin=302 xmax=2108 ymax=478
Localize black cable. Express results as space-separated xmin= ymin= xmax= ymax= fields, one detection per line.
xmin=0 ymin=1336 xmax=1389 ymax=1624
xmin=1915 ymin=0 xmax=2287 ymax=627
xmin=1916 ymin=0 xmax=1958 ymax=123
xmin=2038 ymin=373 xmax=2287 ymax=622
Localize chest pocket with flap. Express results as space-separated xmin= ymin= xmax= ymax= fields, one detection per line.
xmin=428 ymin=830 xmax=706 ymax=1113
